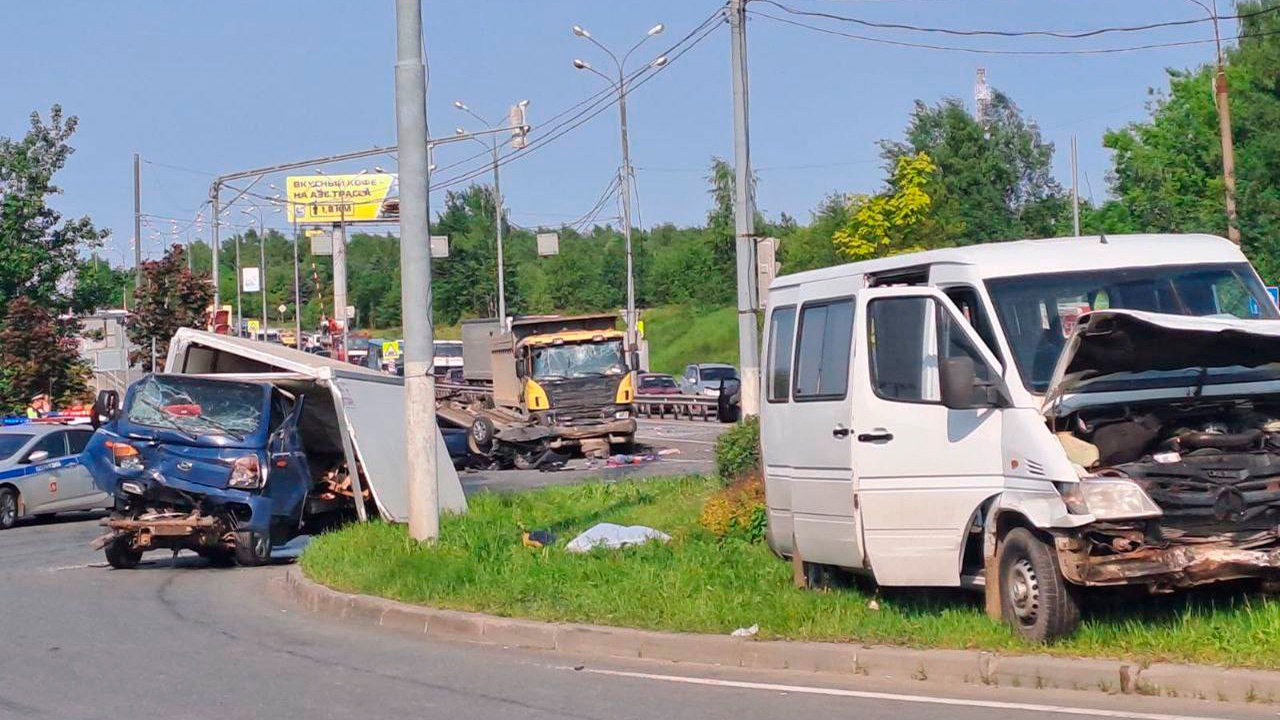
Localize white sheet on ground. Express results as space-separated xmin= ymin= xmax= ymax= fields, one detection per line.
xmin=565 ymin=523 xmax=670 ymax=553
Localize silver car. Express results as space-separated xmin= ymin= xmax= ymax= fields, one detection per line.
xmin=679 ymin=362 xmax=740 ymax=397
xmin=0 ymin=424 xmax=110 ymax=530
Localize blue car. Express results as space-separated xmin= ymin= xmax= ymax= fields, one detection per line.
xmin=85 ymin=374 xmax=331 ymax=569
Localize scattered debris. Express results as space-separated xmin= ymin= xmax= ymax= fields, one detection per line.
xmin=522 ymin=529 xmax=557 ymax=548
xmin=606 ymin=452 xmax=660 ymax=467
xmin=867 ymin=598 xmax=881 ymax=611
xmin=657 ymin=448 xmax=682 ymax=456
xmin=731 ymin=624 xmax=759 ymax=638
xmin=565 ymin=523 xmax=671 ymax=553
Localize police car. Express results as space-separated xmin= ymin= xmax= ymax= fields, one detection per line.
xmin=0 ymin=423 xmax=110 ymax=530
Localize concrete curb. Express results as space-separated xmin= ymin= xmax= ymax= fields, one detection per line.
xmin=274 ymin=567 xmax=1280 ymax=704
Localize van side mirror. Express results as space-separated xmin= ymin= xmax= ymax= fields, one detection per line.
xmin=940 ymin=356 xmax=1006 ymax=410
xmin=92 ymin=389 xmax=120 ymax=429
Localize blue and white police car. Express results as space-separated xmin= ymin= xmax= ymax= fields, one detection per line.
xmin=0 ymin=423 xmax=110 ymax=529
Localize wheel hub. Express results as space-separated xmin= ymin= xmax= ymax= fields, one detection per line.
xmin=1008 ymin=558 xmax=1040 ymax=625
xmin=0 ymin=494 xmax=14 ymax=525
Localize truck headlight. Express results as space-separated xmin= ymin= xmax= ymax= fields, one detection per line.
xmin=614 ymin=409 xmax=631 ymax=420
xmin=1058 ymin=478 xmax=1162 ymax=520
xmin=228 ymin=455 xmax=264 ymax=490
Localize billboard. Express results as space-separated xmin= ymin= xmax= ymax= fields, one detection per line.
xmin=286 ymin=174 xmax=398 ymax=224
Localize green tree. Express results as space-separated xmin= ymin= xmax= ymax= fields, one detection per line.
xmin=0 ymin=106 xmax=109 ymax=309
xmin=833 ymin=152 xmax=939 ymax=260
xmin=70 ymin=258 xmax=131 ymax=313
xmin=127 ymin=244 xmax=213 ymax=371
xmin=882 ymin=91 xmax=1066 ymax=245
xmin=0 ymin=298 xmax=91 ymax=412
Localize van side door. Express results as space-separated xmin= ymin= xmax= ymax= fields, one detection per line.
xmin=852 ymin=286 xmax=1008 ymax=587
xmin=773 ymin=296 xmax=863 ymax=569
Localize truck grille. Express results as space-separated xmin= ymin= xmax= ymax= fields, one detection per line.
xmin=1122 ymin=452 xmax=1280 ymax=531
xmin=543 ymin=376 xmax=618 ymax=422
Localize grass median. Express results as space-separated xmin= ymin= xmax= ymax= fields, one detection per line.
xmin=302 ymin=475 xmax=1280 ymax=669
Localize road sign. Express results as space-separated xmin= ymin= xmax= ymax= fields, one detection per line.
xmin=309 ymin=229 xmax=333 ymax=256
xmin=1269 ymin=286 xmax=1279 ymax=308
xmin=755 ymin=237 xmax=779 ymax=310
xmin=345 ymin=305 xmax=356 ymax=321
xmin=242 ymin=267 xmax=261 ymax=293
xmin=277 ymin=304 xmax=288 ymax=315
xmin=536 ymin=232 xmax=559 ymax=256
xmin=247 ymin=319 xmax=260 ymax=336
xmin=430 ymin=235 xmax=449 ymax=258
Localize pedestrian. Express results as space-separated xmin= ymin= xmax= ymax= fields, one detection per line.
xmin=25 ymin=393 xmax=52 ymax=420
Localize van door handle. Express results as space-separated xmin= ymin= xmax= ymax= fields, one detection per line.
xmin=832 ymin=425 xmax=850 ymax=439
xmin=857 ymin=431 xmax=894 ymax=443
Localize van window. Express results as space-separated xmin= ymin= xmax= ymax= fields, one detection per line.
xmin=793 ymin=299 xmax=855 ymax=401
xmin=943 ymin=286 xmax=1002 ymax=366
xmin=868 ymin=296 xmax=993 ymax=403
xmin=766 ymin=306 xmax=797 ymax=402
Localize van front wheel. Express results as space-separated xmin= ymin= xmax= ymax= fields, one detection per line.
xmin=998 ymin=528 xmax=1080 ymax=643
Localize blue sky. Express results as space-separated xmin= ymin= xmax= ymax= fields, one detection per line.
xmin=1 ymin=1 xmax=1236 ymax=267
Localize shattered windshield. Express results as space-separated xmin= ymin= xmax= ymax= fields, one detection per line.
xmin=531 ymin=340 xmax=626 ymax=380
xmin=126 ymin=376 xmax=264 ymax=439
xmin=986 ymin=263 xmax=1278 ymax=394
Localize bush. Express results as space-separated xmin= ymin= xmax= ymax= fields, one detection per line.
xmin=698 ymin=474 xmax=767 ymax=543
xmin=714 ymin=415 xmax=760 ymax=480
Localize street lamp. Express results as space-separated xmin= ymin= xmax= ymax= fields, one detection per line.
xmin=453 ymin=98 xmax=531 ymax=324
xmin=571 ymin=21 xmax=666 ymax=369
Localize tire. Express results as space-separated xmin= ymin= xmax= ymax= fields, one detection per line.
xmin=234 ymin=530 xmax=272 ymax=567
xmin=998 ymin=527 xmax=1081 ymax=643
xmin=104 ymin=537 xmax=142 ymax=569
xmin=468 ymin=417 xmax=497 ymax=456
xmin=0 ymin=487 xmax=17 ymax=530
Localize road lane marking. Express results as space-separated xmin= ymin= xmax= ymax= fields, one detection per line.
xmin=570 ymin=667 xmax=1234 ymax=720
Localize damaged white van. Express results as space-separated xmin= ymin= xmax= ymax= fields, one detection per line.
xmin=761 ymin=233 xmax=1280 ymax=641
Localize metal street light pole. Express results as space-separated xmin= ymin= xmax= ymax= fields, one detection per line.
xmin=242 ymin=206 xmax=269 ymax=335
xmin=395 ymin=0 xmax=440 ymax=541
xmin=453 ymin=100 xmax=528 ymax=323
xmin=573 ymin=22 xmax=666 ymax=370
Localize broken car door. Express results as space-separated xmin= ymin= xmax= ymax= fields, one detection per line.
xmin=852 ymin=286 xmax=1009 ymax=586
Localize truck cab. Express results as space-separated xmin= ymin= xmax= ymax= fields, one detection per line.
xmin=760 ymin=233 xmax=1280 ymax=641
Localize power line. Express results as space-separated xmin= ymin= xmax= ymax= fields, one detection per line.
xmin=748 ymin=9 xmax=1278 ymax=56
xmin=753 ymin=0 xmax=1277 ymax=39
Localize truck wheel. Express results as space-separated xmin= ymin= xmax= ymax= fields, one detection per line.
xmin=998 ymin=528 xmax=1081 ymax=643
xmin=104 ymin=537 xmax=142 ymax=569
xmin=234 ymin=530 xmax=272 ymax=567
xmin=0 ymin=487 xmax=17 ymax=530
xmin=468 ymin=417 xmax=496 ymax=455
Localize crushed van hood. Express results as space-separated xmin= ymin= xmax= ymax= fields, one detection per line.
xmin=1042 ymin=309 xmax=1280 ymax=411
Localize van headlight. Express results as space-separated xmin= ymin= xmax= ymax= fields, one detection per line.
xmin=1058 ymin=477 xmax=1162 ymax=520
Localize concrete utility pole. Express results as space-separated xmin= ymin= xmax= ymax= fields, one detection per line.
xmin=1071 ymin=135 xmax=1081 ymax=237
xmin=333 ymin=209 xmax=349 ymax=350
xmin=133 ymin=153 xmax=142 ymax=288
xmin=572 ymin=22 xmax=667 ymax=370
xmin=729 ymin=0 xmax=762 ymax=418
xmin=395 ymin=0 xmax=440 ymax=541
xmin=1191 ymin=0 xmax=1241 ymax=244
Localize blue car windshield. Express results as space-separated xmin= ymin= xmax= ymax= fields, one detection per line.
xmin=127 ymin=376 xmax=264 ymax=438
xmin=0 ymin=434 xmax=33 ymax=462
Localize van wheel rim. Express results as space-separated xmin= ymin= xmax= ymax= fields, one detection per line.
xmin=1009 ymin=558 xmax=1040 ymax=625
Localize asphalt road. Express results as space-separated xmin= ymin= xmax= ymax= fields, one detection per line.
xmin=460 ymin=418 xmax=727 ymax=493
xmin=2 ymin=513 xmax=1275 ymax=720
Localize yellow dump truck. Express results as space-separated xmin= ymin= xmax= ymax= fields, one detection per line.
xmin=437 ymin=313 xmax=636 ymax=468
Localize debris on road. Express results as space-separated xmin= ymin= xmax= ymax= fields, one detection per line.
xmin=731 ymin=624 xmax=759 ymax=637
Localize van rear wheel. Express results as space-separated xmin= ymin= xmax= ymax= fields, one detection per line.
xmin=998 ymin=528 xmax=1080 ymax=642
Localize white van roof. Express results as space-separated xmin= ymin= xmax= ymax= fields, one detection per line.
xmin=770 ymin=233 xmax=1245 ymax=290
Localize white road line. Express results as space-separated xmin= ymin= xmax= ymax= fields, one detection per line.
xmin=570 ymin=668 xmax=1234 ymax=720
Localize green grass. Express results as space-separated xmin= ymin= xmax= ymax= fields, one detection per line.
xmin=642 ymin=305 xmax=739 ymax=375
xmin=302 ymin=476 xmax=1280 ymax=669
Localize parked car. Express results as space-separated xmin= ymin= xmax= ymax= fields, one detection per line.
xmin=0 ymin=423 xmax=110 ymax=530
xmin=636 ymin=373 xmax=681 ymax=396
xmin=679 ymin=363 xmax=739 ymax=397
xmin=760 ymin=233 xmax=1280 ymax=642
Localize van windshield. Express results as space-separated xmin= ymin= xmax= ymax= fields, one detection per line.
xmin=126 ymin=376 xmax=264 ymax=439
xmin=985 ymin=263 xmax=1277 ymax=394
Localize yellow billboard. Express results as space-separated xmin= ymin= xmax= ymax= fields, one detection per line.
xmin=285 ymin=174 xmax=398 ymax=224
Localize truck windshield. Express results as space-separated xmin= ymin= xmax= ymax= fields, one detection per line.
xmin=127 ymin=376 xmax=264 ymax=439
xmin=985 ymin=262 xmax=1277 ymax=394
xmin=531 ymin=340 xmax=626 ymax=380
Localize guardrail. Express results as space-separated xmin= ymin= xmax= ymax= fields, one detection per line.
xmin=435 ymin=381 xmax=726 ymax=422
xmin=633 ymin=394 xmax=723 ymax=422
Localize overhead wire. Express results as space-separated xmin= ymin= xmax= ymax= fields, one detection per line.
xmin=752 ymin=0 xmax=1279 ymax=39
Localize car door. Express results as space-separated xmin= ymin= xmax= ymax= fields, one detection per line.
xmin=19 ymin=431 xmax=68 ymax=515
xmin=58 ymin=427 xmax=110 ymax=510
xmin=852 ymin=286 xmax=1007 ymax=587
xmin=262 ymin=393 xmax=310 ymax=528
